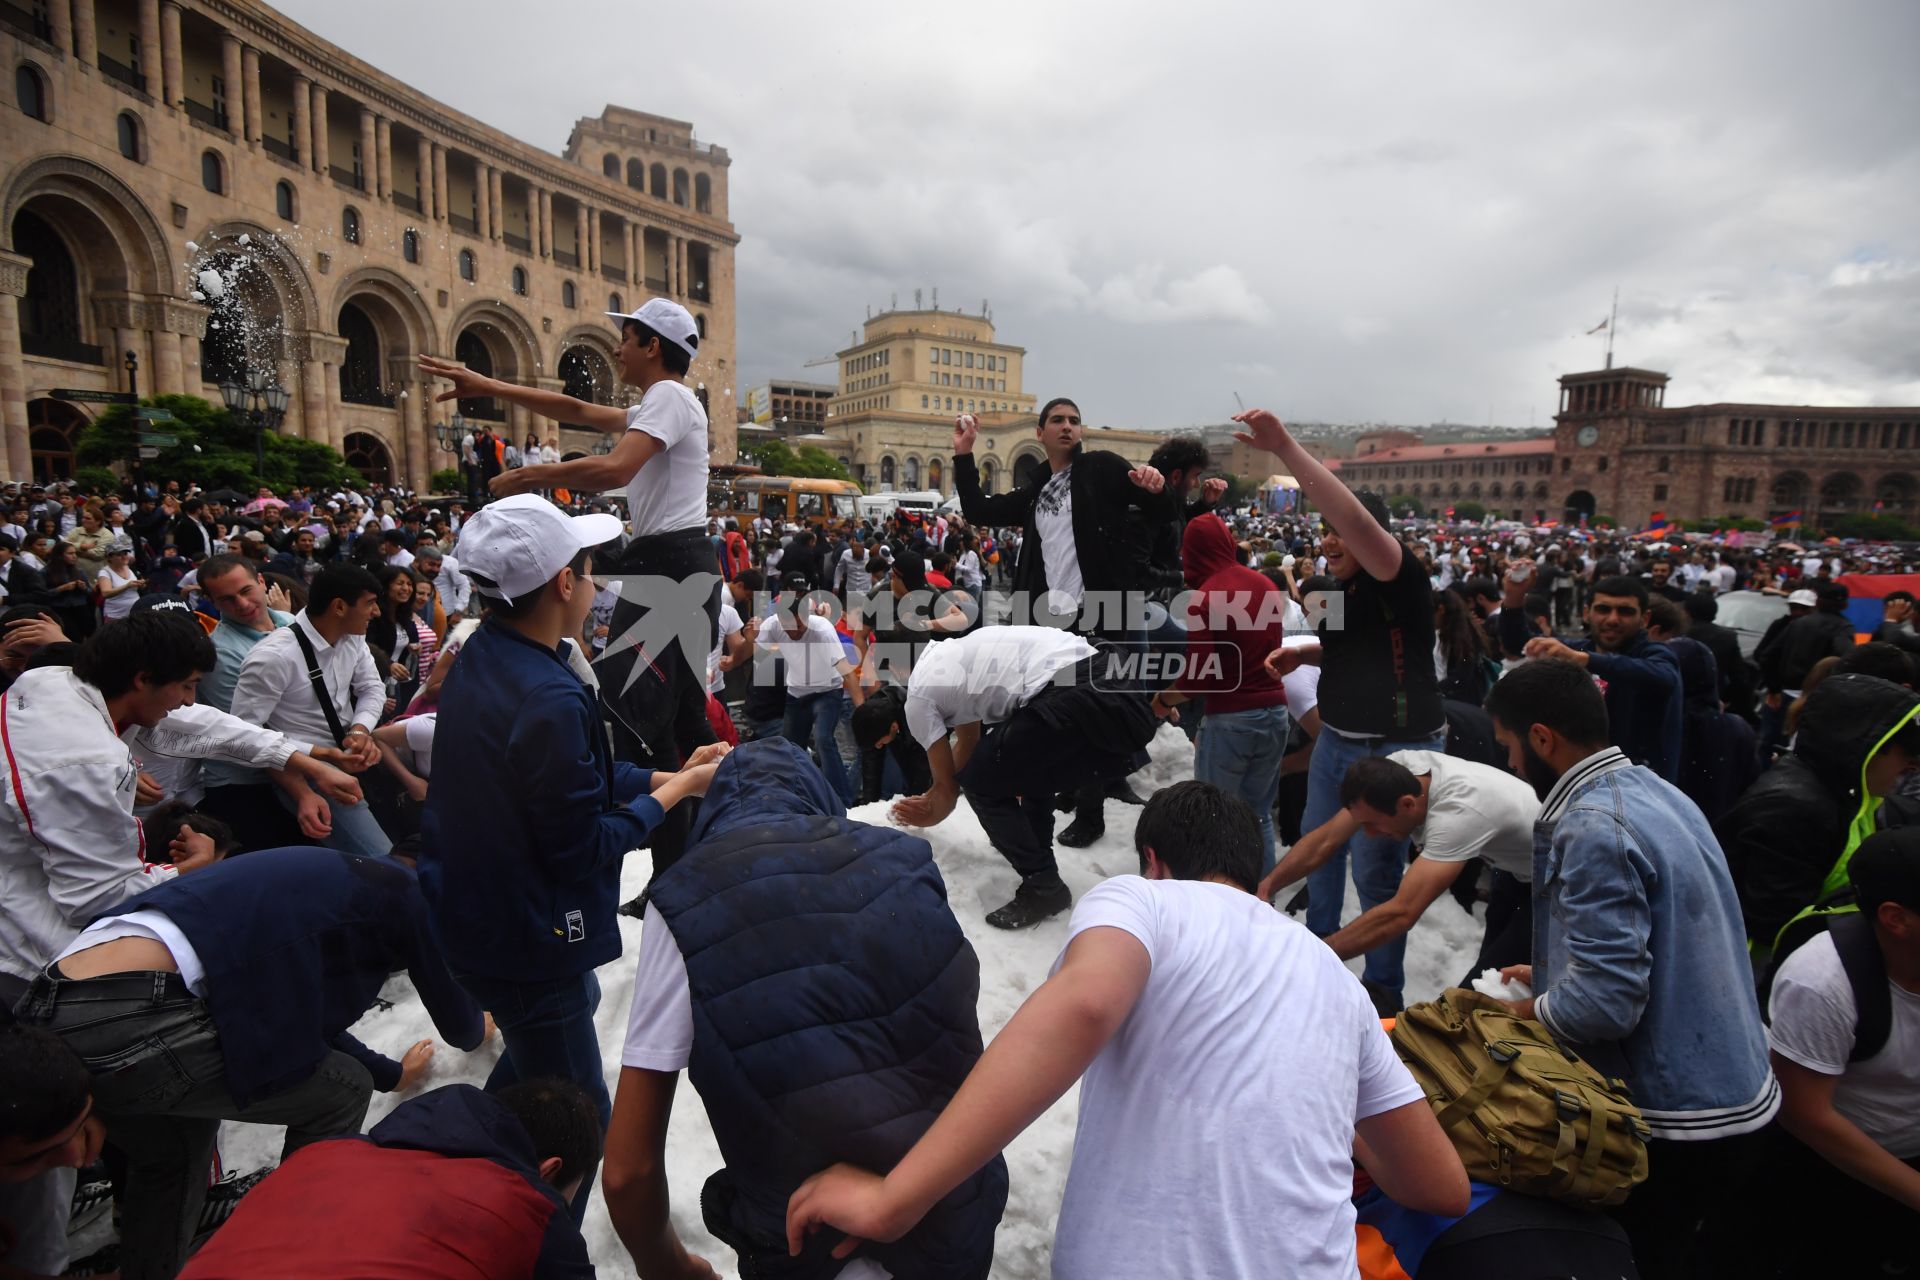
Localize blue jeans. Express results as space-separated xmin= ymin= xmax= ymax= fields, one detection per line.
xmin=784 ymin=689 xmax=855 ymax=805
xmin=274 ymin=789 xmax=392 ymax=858
xmin=1300 ymin=726 xmax=1448 ymax=998
xmin=454 ymin=969 xmax=608 ymax=1225
xmin=1193 ymin=704 xmax=1289 ymax=873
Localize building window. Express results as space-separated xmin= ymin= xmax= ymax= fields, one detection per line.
xmin=275 ymin=180 xmax=296 ymax=221
xmin=603 ymin=153 xmax=620 ymax=179
xmin=695 ymin=313 xmax=707 ymax=339
xmin=1655 ymin=454 xmax=1668 ymax=473
xmin=458 ymin=249 xmax=476 ymax=282
xmin=117 ymin=112 xmax=141 ymax=161
xmin=201 ymin=150 xmax=224 ymax=194
xmin=561 ymin=281 xmax=576 ymax=308
xmin=403 ymin=228 xmax=420 ymax=263
xmin=941 ymin=349 xmax=951 ymax=365
xmin=1597 ymin=457 xmax=1609 ymax=473
xmin=650 ymin=163 xmax=667 ymax=198
xmin=1653 ymin=483 xmax=1668 ymax=501
xmin=342 ymin=207 xmax=361 ymax=244
xmin=921 ymin=395 xmax=929 ymax=408
xmin=512 ymin=267 xmax=528 ymax=296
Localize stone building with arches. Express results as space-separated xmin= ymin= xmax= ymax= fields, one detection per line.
xmin=1333 ymin=365 xmax=1920 ymax=531
xmin=1 ymin=0 xmax=737 ymax=485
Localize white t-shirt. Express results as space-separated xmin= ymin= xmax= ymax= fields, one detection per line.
xmin=403 ymin=712 xmax=438 ymax=779
xmin=58 ymin=910 xmax=207 ymax=995
xmin=755 ymin=614 xmax=848 ymax=696
xmin=1051 ymin=877 xmax=1423 ymax=1280
xmin=708 ymin=601 xmax=743 ymax=693
xmin=98 ymin=565 xmax=139 ymax=619
xmin=1387 ymin=750 xmax=1540 ymax=882
xmin=623 ymin=381 xmax=709 ymax=536
xmin=1034 ymin=466 xmax=1084 ymax=604
xmin=1767 ymin=931 xmax=1920 ymax=1158
xmin=622 ymin=906 xmax=892 ymax=1280
xmin=902 ymin=625 xmax=1096 ymax=751
xmin=1280 ymin=634 xmax=1322 ymax=720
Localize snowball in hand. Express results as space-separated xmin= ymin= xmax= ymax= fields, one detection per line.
xmin=1470 ymin=968 xmax=1532 ymax=1001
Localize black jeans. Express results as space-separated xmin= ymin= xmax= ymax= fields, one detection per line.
xmin=15 ymin=968 xmax=371 ymax=1280
xmin=1607 ymin=1128 xmax=1768 ymax=1280
xmin=1462 ymin=869 xmax=1533 ymax=981
xmin=600 ymin=527 xmax=722 ymax=873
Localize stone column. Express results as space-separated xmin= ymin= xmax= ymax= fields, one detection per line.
xmin=309 ymin=82 xmax=328 ymax=175
xmin=487 ymin=168 xmax=503 ymax=241
xmin=0 ymin=252 xmax=31 ymax=482
xmin=220 ymin=34 xmax=242 ymax=136
xmin=401 ymin=378 xmax=427 ymax=492
xmin=431 ymin=145 xmax=448 ymax=223
xmin=72 ymin=0 xmax=96 ymax=69
xmin=628 ymin=224 xmax=642 ymax=285
xmin=474 ymin=165 xmax=491 ymax=241
xmin=357 ymin=110 xmax=376 ymax=192
xmin=158 ymin=1 xmax=182 ymax=110
xmin=152 ymin=329 xmax=184 ymax=396
xmin=572 ymin=204 xmax=587 ymax=266
xmin=538 ymin=189 xmax=553 ymax=257
xmin=415 ymin=136 xmax=432 ymax=217
xmin=292 ymin=75 xmax=311 ymax=169
xmin=528 ymin=186 xmax=543 ymax=258
xmin=137 ymin=0 xmax=159 ymax=91
xmin=300 ymin=358 xmax=327 ymax=443
xmin=586 ymin=210 xmax=600 ymax=274
xmin=241 ymin=45 xmax=261 ymax=145
xmin=678 ymin=238 xmax=690 ymax=299
xmin=375 ymin=117 xmax=391 ymax=200
xmin=49 ymin=0 xmax=71 ymax=62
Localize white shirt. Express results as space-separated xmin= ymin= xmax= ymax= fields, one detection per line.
xmin=1034 ymin=466 xmax=1084 ymax=604
xmin=386 ymin=548 xmax=415 ymax=569
xmin=98 ymin=565 xmax=139 ymax=619
xmin=1709 ymin=563 xmax=1736 ymax=593
xmin=708 ymin=601 xmax=743 ymax=693
xmin=434 ymin=552 xmax=472 ymax=616
xmin=1387 ymin=750 xmax=1540 ymax=882
xmin=755 ymin=614 xmax=849 ymax=696
xmin=623 ymin=380 xmax=709 ymax=536
xmin=401 ymin=713 xmax=438 ymax=779
xmin=229 ymin=613 xmax=385 ymax=753
xmin=58 ymin=909 xmax=207 ymax=994
xmin=1052 ymin=878 xmax=1423 ymax=1280
xmin=902 ymin=626 xmax=1096 ymax=751
xmin=1767 ymin=932 xmax=1920 ymax=1158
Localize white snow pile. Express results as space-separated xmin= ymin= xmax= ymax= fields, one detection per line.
xmin=194 ymin=269 xmax=225 ymax=300
xmin=220 ymin=728 xmax=1483 ymax=1278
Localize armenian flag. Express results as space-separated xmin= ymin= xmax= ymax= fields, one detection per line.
xmin=1635 ymin=511 xmax=1678 ymax=540
xmin=1770 ymin=510 xmax=1803 ymax=529
xmin=1837 ymin=573 xmax=1920 ymax=643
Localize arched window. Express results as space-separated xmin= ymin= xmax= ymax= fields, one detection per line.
xmin=649 ymin=163 xmax=667 ymax=198
xmin=694 ymin=313 xmax=707 ymax=339
xmin=927 ymin=458 xmax=943 ymax=492
xmin=201 ymin=150 xmax=224 ymax=194
xmin=561 ymin=280 xmax=576 ymax=308
xmin=602 ymin=153 xmax=620 ymax=179
xmin=457 ymin=249 xmax=476 ymax=282
xmin=694 ymin=173 xmax=712 ymax=213
xmin=336 ymin=302 xmax=388 ymax=406
xmin=15 ymin=64 xmax=46 ymax=122
xmin=672 ymin=168 xmax=690 ymax=206
xmin=342 ymin=207 xmax=360 ymax=244
xmin=880 ymin=456 xmax=896 ymax=487
xmin=275 ymin=180 xmax=295 ymax=221
xmin=117 ymin=112 xmax=141 ymax=161
xmin=903 ymin=457 xmax=920 ymax=488
xmin=402 ymin=228 xmax=419 ymax=263
xmin=921 ymin=395 xmax=929 ymax=408
xmin=626 ymin=158 xmax=644 ymax=190
xmin=609 ymin=292 xmax=622 ymax=313
xmin=512 ymin=266 xmax=528 ymax=296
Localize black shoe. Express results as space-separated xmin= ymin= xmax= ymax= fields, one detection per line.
xmin=1362 ymin=979 xmax=1405 ymax=1018
xmin=1057 ymin=815 xmax=1105 ymax=848
xmin=1105 ymin=779 xmax=1149 ymax=806
xmin=63 ymin=1244 xmax=119 ymax=1277
xmin=1052 ymin=792 xmax=1078 ymax=813
xmin=985 ymin=878 xmax=1072 ymax=930
xmin=617 ymin=890 xmax=650 ymax=920
xmin=1283 ymin=887 xmax=1311 ymax=915
xmin=193 ymin=1167 xmax=270 ymax=1245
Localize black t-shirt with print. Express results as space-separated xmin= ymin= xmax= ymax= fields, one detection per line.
xmin=1315 ymin=543 xmax=1445 ymax=739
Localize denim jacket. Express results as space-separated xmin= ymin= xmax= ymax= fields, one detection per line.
xmin=1531 ymin=748 xmax=1780 ymax=1140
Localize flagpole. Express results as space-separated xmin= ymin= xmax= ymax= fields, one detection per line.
xmin=1605 ymin=285 xmax=1618 ymax=370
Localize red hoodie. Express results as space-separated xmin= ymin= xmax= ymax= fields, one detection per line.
xmin=1174 ymin=514 xmax=1288 ymax=714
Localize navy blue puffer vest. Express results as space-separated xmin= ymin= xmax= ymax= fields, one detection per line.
xmin=648 ymin=739 xmax=1006 ymax=1280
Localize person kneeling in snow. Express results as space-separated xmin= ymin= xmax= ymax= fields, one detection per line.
xmin=179 ymin=1082 xmax=599 ymax=1279
xmin=604 ymin=738 xmax=1007 ymax=1280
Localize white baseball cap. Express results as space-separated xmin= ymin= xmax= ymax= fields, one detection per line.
xmin=1787 ymin=588 xmax=1818 ymax=608
xmin=605 ymin=297 xmax=700 ymax=362
xmin=459 ymin=494 xmax=622 ymax=604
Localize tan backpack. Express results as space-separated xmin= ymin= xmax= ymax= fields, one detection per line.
xmin=1388 ymin=989 xmax=1651 ymax=1207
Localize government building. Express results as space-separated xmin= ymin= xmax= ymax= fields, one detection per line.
xmin=3 ymin=0 xmax=738 ymax=485
xmin=1332 ymin=366 xmax=1920 ymax=530
xmin=795 ymin=304 xmax=1166 ymax=495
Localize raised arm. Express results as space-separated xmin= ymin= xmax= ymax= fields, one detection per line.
xmin=419 ymin=354 xmax=626 ymax=433
xmin=1233 ymin=409 xmax=1402 ymax=582
xmin=951 ymin=417 xmax=1031 ymax=527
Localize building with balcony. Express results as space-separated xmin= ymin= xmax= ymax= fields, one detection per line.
xmin=2 ymin=0 xmax=739 ymax=484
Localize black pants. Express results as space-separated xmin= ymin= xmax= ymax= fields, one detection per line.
xmin=1608 ymin=1128 xmax=1769 ymax=1280
xmin=599 ymin=528 xmax=721 ymax=874
xmin=959 ymin=707 xmax=1140 ymax=885
xmin=1710 ymin=1125 xmax=1919 ymax=1279
xmin=1462 ymin=869 xmax=1533 ymax=981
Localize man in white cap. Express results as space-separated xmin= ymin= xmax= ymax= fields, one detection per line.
xmin=420 ymin=297 xmax=718 ymax=873
xmin=419 ymin=492 xmax=728 ymax=1226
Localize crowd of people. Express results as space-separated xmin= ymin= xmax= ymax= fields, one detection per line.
xmin=1 ymin=295 xmax=1915 ymax=1279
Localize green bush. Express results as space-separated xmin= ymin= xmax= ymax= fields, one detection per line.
xmin=1387 ymin=493 xmax=1427 ymax=517
xmin=1819 ymin=513 xmax=1920 ymax=542
xmin=1451 ymin=501 xmax=1487 ymax=522
xmin=429 ymin=468 xmax=463 ymax=494
xmin=740 ymin=439 xmax=854 ymax=483
xmin=75 ymin=394 xmax=360 ymax=492
xmin=71 ymin=466 xmax=122 ymax=496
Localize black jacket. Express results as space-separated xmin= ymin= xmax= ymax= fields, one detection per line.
xmin=953 ymin=449 xmax=1162 ymax=607
xmin=170 ymin=514 xmax=216 ymax=560
xmin=1763 ymin=609 xmax=1855 ymax=690
xmin=1715 ymin=674 xmax=1920 ymax=950
xmin=1141 ymin=493 xmax=1220 ymax=595
xmin=0 ymin=559 xmax=48 ymax=606
xmin=1689 ymin=619 xmax=1758 ymax=720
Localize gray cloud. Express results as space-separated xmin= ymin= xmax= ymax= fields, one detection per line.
xmin=279 ymin=0 xmax=1920 ymax=426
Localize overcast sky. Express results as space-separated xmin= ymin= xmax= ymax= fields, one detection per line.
xmin=281 ymin=0 xmax=1919 ymax=430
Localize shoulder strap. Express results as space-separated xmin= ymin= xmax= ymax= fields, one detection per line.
xmin=290 ymin=623 xmax=349 ymax=748
xmin=1828 ymin=913 xmax=1893 ymax=1062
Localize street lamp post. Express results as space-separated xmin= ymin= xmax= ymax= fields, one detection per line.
xmin=218 ymin=367 xmax=290 ymax=479
xmin=432 ymin=410 xmax=468 ymax=456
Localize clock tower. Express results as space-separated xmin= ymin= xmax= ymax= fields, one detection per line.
xmin=1553 ymin=367 xmax=1670 ymax=525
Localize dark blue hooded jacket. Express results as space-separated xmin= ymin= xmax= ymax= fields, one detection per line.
xmin=647 ymin=739 xmax=1006 ymax=1280
xmin=177 ymin=1084 xmax=593 ymax=1278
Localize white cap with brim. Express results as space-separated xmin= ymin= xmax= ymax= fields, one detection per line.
xmin=605 ymin=297 xmax=700 ymax=362
xmin=1787 ymin=588 xmax=1818 ymax=608
xmin=459 ymin=494 xmax=622 ymax=605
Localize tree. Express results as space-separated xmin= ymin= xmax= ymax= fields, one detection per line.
xmin=1387 ymin=493 xmax=1427 ymax=517
xmin=1451 ymin=501 xmax=1487 ymax=522
xmin=1822 ymin=513 xmax=1920 ymax=542
xmin=740 ymin=439 xmax=854 ymax=483
xmin=429 ymin=467 xmax=463 ymax=494
xmin=76 ymin=394 xmax=360 ymax=492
